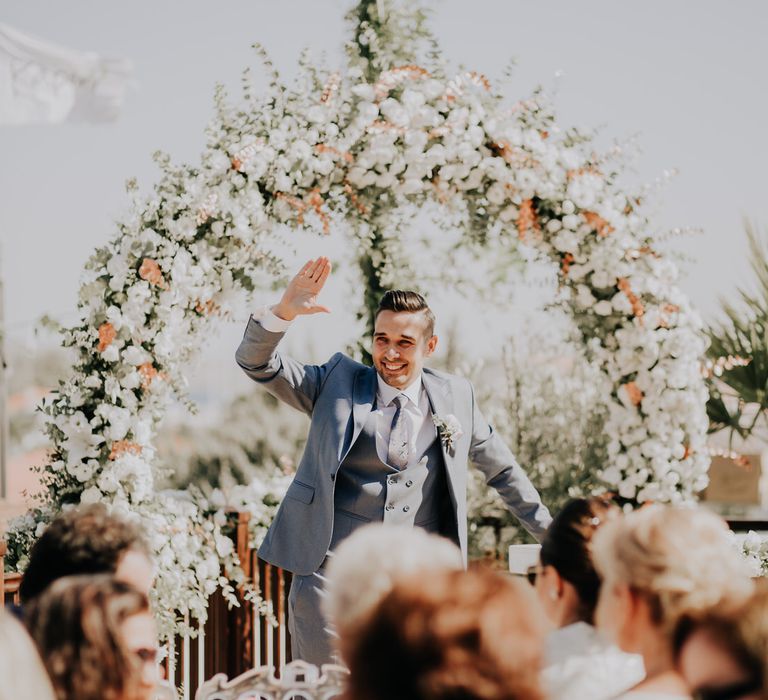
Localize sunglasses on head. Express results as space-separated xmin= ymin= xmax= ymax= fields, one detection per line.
xmin=693 ymin=679 xmax=761 ymax=700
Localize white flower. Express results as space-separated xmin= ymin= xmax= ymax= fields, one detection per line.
xmin=102 ymin=345 xmax=120 ymax=363
xmin=432 ymin=413 xmax=464 ymax=450
xmin=80 ymin=486 xmax=103 ymax=504
xmin=593 ymin=300 xmax=613 ymax=316
xmin=122 ymin=345 xmax=152 ymax=367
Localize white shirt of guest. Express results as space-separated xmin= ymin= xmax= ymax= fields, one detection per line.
xmin=253 ymin=307 xmax=438 ymax=467
xmin=542 ymin=622 xmax=646 ymax=700
xmin=374 ymin=375 xmax=437 ymax=468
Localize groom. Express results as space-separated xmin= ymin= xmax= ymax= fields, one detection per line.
xmin=235 ymin=257 xmax=552 ymax=663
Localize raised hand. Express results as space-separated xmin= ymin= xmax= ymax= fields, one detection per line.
xmin=272 ymin=257 xmax=332 ymax=321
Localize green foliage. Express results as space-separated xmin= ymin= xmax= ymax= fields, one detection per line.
xmin=706 ymin=222 xmax=768 ymax=444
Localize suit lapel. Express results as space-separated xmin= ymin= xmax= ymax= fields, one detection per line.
xmin=422 ymin=371 xmax=456 ymax=474
xmin=340 ymin=366 xmax=377 ymax=463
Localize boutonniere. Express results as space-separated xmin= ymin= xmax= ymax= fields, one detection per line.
xmin=432 ymin=413 xmax=464 ymax=451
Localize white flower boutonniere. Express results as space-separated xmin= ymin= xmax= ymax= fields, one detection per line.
xmin=432 ymin=413 xmax=464 ymax=452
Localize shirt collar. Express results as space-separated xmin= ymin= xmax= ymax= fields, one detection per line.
xmin=376 ymin=372 xmax=423 ymax=407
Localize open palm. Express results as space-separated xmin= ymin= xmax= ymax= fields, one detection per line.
xmin=273 ymin=257 xmax=332 ymax=321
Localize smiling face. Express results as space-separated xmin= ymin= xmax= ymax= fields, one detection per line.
xmin=372 ymin=310 xmax=438 ymax=388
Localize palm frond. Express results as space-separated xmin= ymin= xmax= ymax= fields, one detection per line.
xmin=706 ymin=222 xmax=768 ymax=440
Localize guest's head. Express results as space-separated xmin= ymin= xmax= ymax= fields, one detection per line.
xmin=592 ymin=505 xmax=753 ymax=661
xmin=535 ymin=496 xmax=618 ymax=627
xmin=345 ymin=567 xmax=548 ymax=700
xmin=27 ymin=575 xmax=159 ymax=700
xmin=20 ymin=504 xmax=154 ymax=603
xmin=373 ymin=290 xmax=438 ymax=389
xmin=323 ymin=525 xmax=463 ymax=660
xmin=675 ymin=580 xmax=768 ymax=700
xmin=0 ymin=612 xmax=56 ymax=700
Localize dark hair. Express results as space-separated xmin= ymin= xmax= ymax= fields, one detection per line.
xmin=26 ymin=575 xmax=150 ymax=700
xmin=345 ymin=568 xmax=547 ymax=700
xmin=20 ymin=504 xmax=150 ymax=603
xmin=540 ymin=496 xmax=618 ymax=624
xmin=375 ymin=290 xmax=436 ymax=337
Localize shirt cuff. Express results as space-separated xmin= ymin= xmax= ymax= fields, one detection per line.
xmin=251 ymin=305 xmax=292 ymax=333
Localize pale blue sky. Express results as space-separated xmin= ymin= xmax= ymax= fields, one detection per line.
xmin=1 ymin=1 xmax=766 ymax=395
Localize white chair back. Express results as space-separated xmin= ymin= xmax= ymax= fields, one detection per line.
xmin=194 ymin=660 xmax=348 ymax=700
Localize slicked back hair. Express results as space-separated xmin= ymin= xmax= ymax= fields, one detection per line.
xmin=375 ymin=290 xmax=435 ymax=338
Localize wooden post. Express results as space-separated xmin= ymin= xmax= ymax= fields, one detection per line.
xmin=232 ymin=511 xmax=254 ymax=675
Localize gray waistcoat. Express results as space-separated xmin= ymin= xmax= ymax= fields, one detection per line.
xmin=330 ymin=408 xmax=454 ymax=551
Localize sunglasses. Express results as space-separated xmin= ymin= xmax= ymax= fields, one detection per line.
xmin=511 ymin=566 xmax=539 ymax=586
xmin=693 ymin=679 xmax=761 ymax=700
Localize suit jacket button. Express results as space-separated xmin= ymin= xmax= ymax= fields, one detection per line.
xmin=388 ymin=477 xmax=397 ymax=485
xmin=386 ymin=503 xmax=394 ymax=511
xmin=403 ymin=505 xmax=410 ymax=513
xmin=405 ymin=480 xmax=413 ymax=487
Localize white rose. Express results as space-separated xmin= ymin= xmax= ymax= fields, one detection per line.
xmin=122 ymin=345 xmax=152 ymax=366
xmin=593 ymin=300 xmax=613 ymax=316
xmin=80 ymin=486 xmax=103 ymax=505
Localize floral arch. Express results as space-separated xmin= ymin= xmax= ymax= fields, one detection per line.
xmin=7 ymin=0 xmax=709 ymax=637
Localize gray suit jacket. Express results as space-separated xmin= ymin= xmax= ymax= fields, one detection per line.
xmin=235 ymin=317 xmax=552 ymax=575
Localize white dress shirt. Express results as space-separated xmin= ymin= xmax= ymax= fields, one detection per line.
xmin=253 ymin=305 xmax=438 ymax=467
xmin=373 ymin=375 xmax=436 ymax=468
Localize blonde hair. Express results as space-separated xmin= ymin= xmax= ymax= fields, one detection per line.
xmin=0 ymin=612 xmax=56 ymax=700
xmin=322 ymin=524 xmax=463 ymax=639
xmin=592 ymin=505 xmax=754 ymax=634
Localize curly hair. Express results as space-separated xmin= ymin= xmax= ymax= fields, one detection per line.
xmin=344 ymin=567 xmax=547 ymax=700
xmin=592 ymin=505 xmax=754 ymax=635
xmin=540 ymin=496 xmax=619 ymax=624
xmin=20 ymin=504 xmax=149 ymax=603
xmin=26 ymin=575 xmax=149 ymax=700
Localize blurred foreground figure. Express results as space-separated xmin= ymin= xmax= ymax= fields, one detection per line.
xmin=343 ymin=567 xmax=548 ymax=700
xmin=27 ymin=575 xmax=160 ymax=700
xmin=675 ymin=580 xmax=768 ymax=700
xmin=19 ymin=503 xmax=154 ymax=604
xmin=593 ymin=505 xmax=754 ymax=699
xmin=321 ymin=523 xmax=463 ymax=663
xmin=536 ymin=497 xmax=645 ymax=700
xmin=0 ymin=611 xmax=56 ymax=700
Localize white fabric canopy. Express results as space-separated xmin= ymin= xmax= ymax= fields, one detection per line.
xmin=0 ymin=22 xmax=133 ymax=125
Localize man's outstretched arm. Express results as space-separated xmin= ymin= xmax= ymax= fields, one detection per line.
xmin=467 ymin=384 xmax=552 ymax=540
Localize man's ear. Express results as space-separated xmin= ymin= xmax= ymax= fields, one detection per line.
xmin=426 ymin=335 xmax=438 ymax=355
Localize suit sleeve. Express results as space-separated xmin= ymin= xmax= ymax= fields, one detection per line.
xmin=468 ymin=382 xmax=552 ymax=540
xmin=235 ymin=316 xmax=343 ymax=415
